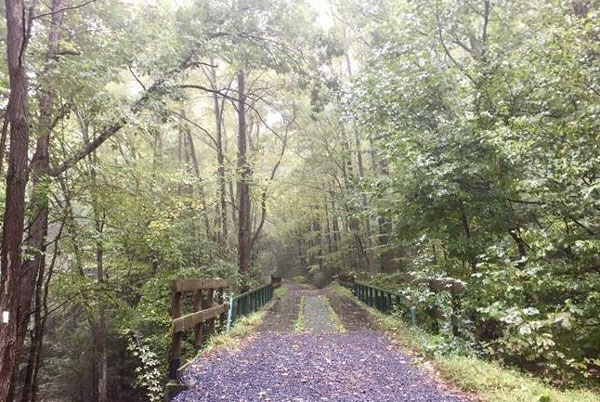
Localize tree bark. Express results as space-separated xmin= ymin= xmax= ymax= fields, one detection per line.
xmin=22 ymin=220 xmax=63 ymax=402
xmin=0 ymin=109 xmax=9 ymax=175
xmin=211 ymin=67 xmax=229 ymax=244
xmin=237 ymin=70 xmax=251 ymax=273
xmin=0 ymin=0 xmax=31 ymax=400
xmin=182 ymin=115 xmax=212 ymax=239
xmin=91 ymin=159 xmax=108 ymax=402
xmin=17 ymin=3 xmax=67 ymax=400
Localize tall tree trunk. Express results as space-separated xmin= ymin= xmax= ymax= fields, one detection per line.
xmin=91 ymin=171 xmax=108 ymax=402
xmin=329 ymin=183 xmax=340 ymax=252
xmin=211 ymin=68 xmax=228 ymax=244
xmin=313 ymin=219 xmax=324 ymax=270
xmin=181 ymin=110 xmax=212 ymax=239
xmin=82 ymin=108 xmax=109 ymax=402
xmin=0 ymin=1 xmax=31 ymax=400
xmin=352 ymin=127 xmax=376 ymax=272
xmin=236 ymin=70 xmax=251 ymax=273
xmin=17 ymin=3 xmax=67 ymax=399
xmin=323 ymin=188 xmax=333 ymax=254
xmin=0 ymin=110 xmax=9 ymax=175
xmin=23 ymin=220 xmax=63 ymax=402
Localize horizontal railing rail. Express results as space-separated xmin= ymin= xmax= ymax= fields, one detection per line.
xmin=168 ymin=278 xmax=227 ymax=381
xmin=353 ymin=281 xmax=417 ymax=325
xmin=351 ymin=279 xmax=463 ymax=335
xmin=227 ymin=283 xmax=274 ymax=330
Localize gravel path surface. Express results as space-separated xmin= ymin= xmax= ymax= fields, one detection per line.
xmin=327 ymin=292 xmax=377 ymax=331
xmin=173 ymin=283 xmax=469 ymax=402
xmin=255 ymin=282 xmax=310 ymax=333
xmin=173 ymin=332 xmax=468 ymax=402
xmin=304 ymin=296 xmax=336 ymax=332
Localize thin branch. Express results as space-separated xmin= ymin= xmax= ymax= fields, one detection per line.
xmin=33 ymin=0 xmax=96 ymax=19
xmin=128 ymin=66 xmax=147 ymax=91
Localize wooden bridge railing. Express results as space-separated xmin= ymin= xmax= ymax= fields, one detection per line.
xmin=169 ymin=278 xmax=228 ymax=380
xmin=338 ymin=274 xmax=355 ymax=288
xmin=227 ymin=283 xmax=273 ymax=330
xmin=271 ymin=275 xmax=282 ymax=288
xmin=351 ymin=279 xmax=462 ymax=335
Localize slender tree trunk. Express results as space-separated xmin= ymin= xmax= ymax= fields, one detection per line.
xmin=329 ymin=183 xmax=340 ymax=252
xmin=352 ymin=127 xmax=376 ymax=272
xmin=313 ymin=219 xmax=324 ymax=270
xmin=17 ymin=4 xmax=67 ymax=399
xmin=23 ymin=220 xmax=63 ymax=402
xmin=323 ymin=189 xmax=333 ymax=254
xmin=91 ymin=176 xmax=108 ymax=402
xmin=81 ymin=108 xmax=109 ymax=402
xmin=211 ymin=68 xmax=228 ymax=244
xmin=0 ymin=1 xmax=31 ymax=400
xmin=236 ymin=70 xmax=251 ymax=273
xmin=181 ymin=111 xmax=212 ymax=239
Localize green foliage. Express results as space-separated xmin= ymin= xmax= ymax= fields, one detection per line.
xmin=126 ymin=334 xmax=163 ymax=402
xmin=346 ymin=0 xmax=600 ymax=387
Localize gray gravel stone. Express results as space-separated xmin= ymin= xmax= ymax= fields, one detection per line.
xmin=174 ymin=332 xmax=468 ymax=402
xmin=304 ymin=296 xmax=336 ymax=333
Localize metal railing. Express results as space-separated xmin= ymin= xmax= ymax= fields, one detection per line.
xmin=353 ymin=281 xmax=417 ymax=325
xmin=226 ymin=283 xmax=274 ymax=330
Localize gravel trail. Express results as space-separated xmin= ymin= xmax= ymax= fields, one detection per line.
xmin=173 ymin=283 xmax=469 ymax=402
xmin=255 ymin=282 xmax=310 ymax=333
xmin=173 ymin=332 xmax=467 ymax=402
xmin=304 ymin=296 xmax=336 ymax=332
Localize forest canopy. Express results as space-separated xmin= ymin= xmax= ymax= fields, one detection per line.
xmin=0 ymin=0 xmax=599 ymax=401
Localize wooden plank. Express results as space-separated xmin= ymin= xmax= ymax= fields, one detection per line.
xmin=172 ymin=304 xmax=228 ymax=333
xmin=169 ymin=291 xmax=182 ymax=380
xmin=217 ymin=287 xmax=226 ymax=328
xmin=193 ymin=289 xmax=203 ymax=348
xmin=171 ymin=278 xmax=227 ymax=293
xmin=206 ymin=288 xmax=215 ymax=335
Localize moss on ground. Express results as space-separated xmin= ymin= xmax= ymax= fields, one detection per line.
xmin=274 ymin=285 xmax=288 ymax=299
xmin=295 ymin=296 xmax=305 ymax=332
xmin=323 ymin=296 xmax=346 ymax=332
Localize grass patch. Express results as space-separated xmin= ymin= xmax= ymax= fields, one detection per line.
xmin=373 ymin=309 xmax=600 ymax=402
xmin=295 ymin=296 xmax=305 ymax=332
xmin=324 ymin=296 xmax=346 ymax=332
xmin=274 ymin=285 xmax=288 ymax=299
xmin=201 ymin=310 xmax=266 ymax=355
xmin=437 ymin=356 xmax=600 ymax=402
xmin=329 ymin=282 xmax=354 ymax=297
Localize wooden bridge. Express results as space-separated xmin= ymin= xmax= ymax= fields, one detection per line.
xmin=164 ymin=276 xmax=468 ymax=402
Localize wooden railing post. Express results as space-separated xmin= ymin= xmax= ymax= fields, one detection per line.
xmin=169 ymin=290 xmax=182 ymax=380
xmin=408 ymin=305 xmax=417 ymax=326
xmin=451 ymin=281 xmax=462 ymax=336
xmin=205 ymin=288 xmax=215 ymax=336
xmin=192 ymin=289 xmax=203 ymax=348
xmin=218 ymin=287 xmax=226 ymax=329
